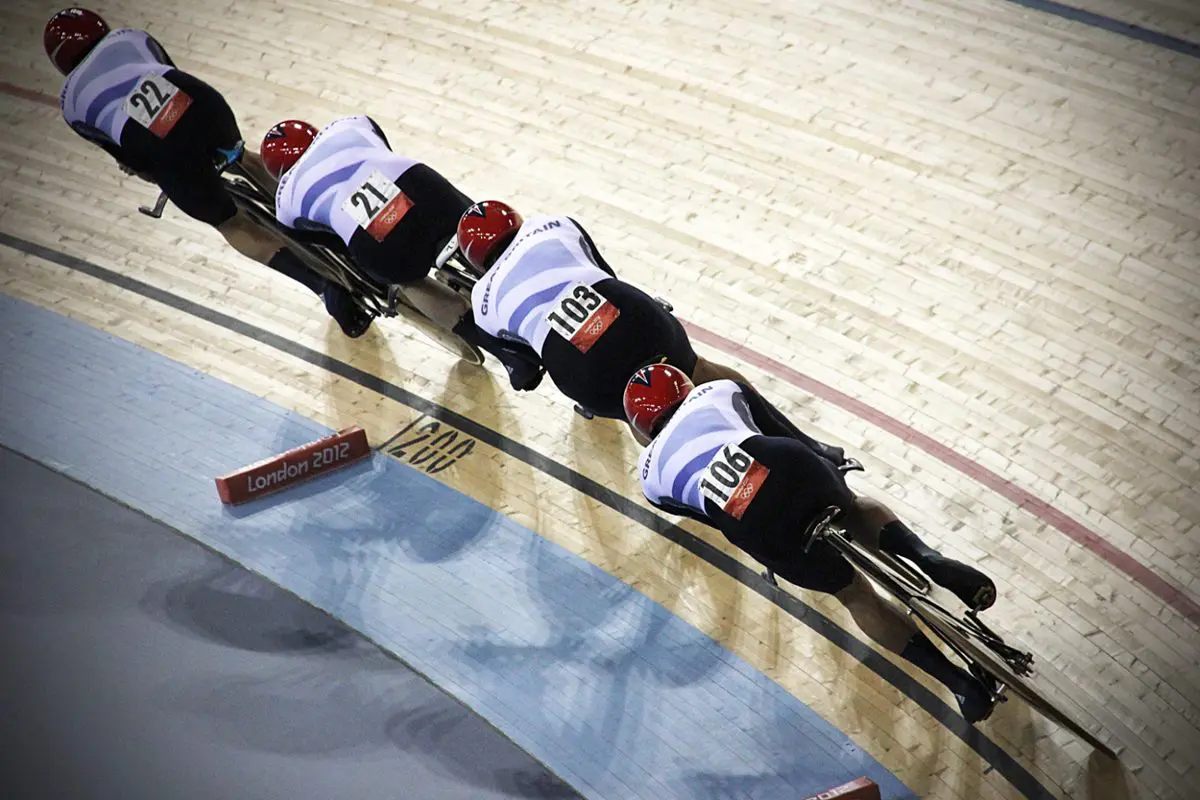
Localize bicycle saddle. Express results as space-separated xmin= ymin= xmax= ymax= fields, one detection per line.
xmin=800 ymin=506 xmax=844 ymax=552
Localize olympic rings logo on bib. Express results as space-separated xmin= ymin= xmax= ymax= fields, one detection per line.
xmin=699 ymin=443 xmax=769 ymax=520
xmin=546 ymin=282 xmax=620 ymax=353
xmin=125 ymin=74 xmax=192 ymax=139
xmin=343 ymin=171 xmax=413 ymax=242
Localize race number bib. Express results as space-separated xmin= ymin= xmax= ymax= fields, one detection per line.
xmin=342 ymin=171 xmax=413 ymax=242
xmin=545 ymin=282 xmax=620 ymax=353
xmin=699 ymin=443 xmax=769 ymax=520
xmin=124 ymin=74 xmax=192 ymax=138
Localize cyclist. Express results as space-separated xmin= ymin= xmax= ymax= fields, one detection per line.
xmin=624 ymin=363 xmax=1000 ymax=722
xmin=454 ymin=200 xmax=750 ymax=414
xmin=261 ymin=118 xmax=542 ymax=387
xmin=44 ymin=8 xmax=368 ymax=337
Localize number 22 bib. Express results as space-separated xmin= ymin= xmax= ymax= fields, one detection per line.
xmin=545 ymin=282 xmax=620 ymax=353
xmin=698 ymin=443 xmax=769 ymax=520
xmin=124 ymin=73 xmax=192 ymax=139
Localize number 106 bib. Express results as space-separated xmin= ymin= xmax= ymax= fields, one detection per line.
xmin=699 ymin=443 xmax=769 ymax=520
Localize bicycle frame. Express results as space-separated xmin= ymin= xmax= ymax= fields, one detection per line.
xmin=816 ymin=524 xmax=1014 ymax=674
xmin=765 ymin=510 xmax=1016 ymax=677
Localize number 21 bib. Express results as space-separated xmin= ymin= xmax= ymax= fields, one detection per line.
xmin=125 ymin=73 xmax=192 ymax=139
xmin=699 ymin=443 xmax=769 ymax=520
xmin=342 ymin=171 xmax=413 ymax=242
xmin=545 ymin=282 xmax=620 ymax=353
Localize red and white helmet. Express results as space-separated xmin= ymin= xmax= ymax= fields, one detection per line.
xmin=457 ymin=201 xmax=523 ymax=273
xmin=44 ymin=8 xmax=110 ymax=75
xmin=261 ymin=120 xmax=318 ymax=180
xmin=623 ymin=363 xmax=695 ymax=441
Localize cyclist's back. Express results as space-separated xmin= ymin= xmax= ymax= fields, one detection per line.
xmin=60 ymin=27 xmax=172 ymax=156
xmin=472 ymin=214 xmax=614 ymax=355
xmin=59 ymin=26 xmax=238 ymax=227
xmin=639 ymin=377 xmax=856 ymax=578
xmin=626 ymin=364 xmax=1000 ymax=722
xmin=456 ymin=200 xmax=753 ymax=414
xmin=46 ymin=7 xmax=372 ymax=338
xmin=271 ymin=115 xmax=473 ymax=286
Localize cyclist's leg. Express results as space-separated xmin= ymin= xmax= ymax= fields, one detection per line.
xmin=734 ymin=435 xmax=996 ymax=722
xmin=215 ymin=208 xmax=286 ymax=262
xmin=237 ymin=149 xmax=279 ymax=196
xmin=345 ymin=188 xmax=472 ymax=332
xmin=837 ymin=573 xmax=996 ymax=722
xmin=840 ymin=496 xmax=996 ymax=610
xmin=402 ymin=278 xmax=469 ymax=330
xmin=690 ymin=355 xmax=750 ymax=385
xmin=153 ymin=155 xmax=367 ymax=336
xmin=151 ymin=146 xmax=308 ymax=277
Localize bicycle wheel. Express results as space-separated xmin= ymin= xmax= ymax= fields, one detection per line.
xmin=910 ymin=597 xmax=1117 ymax=757
xmin=432 ymin=249 xmax=480 ymax=303
xmin=387 ymin=288 xmax=486 ymax=366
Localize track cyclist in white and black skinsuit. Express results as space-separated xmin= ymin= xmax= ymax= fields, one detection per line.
xmin=453 ymin=200 xmax=751 ymax=419
xmin=624 ymin=363 xmax=1001 ymax=723
xmin=261 ymin=117 xmax=543 ymax=384
xmin=44 ymin=8 xmax=353 ymax=334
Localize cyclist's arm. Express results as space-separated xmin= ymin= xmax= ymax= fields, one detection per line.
xmin=146 ymin=34 xmax=177 ymax=68
xmin=364 ymin=116 xmax=392 ymax=149
xmin=648 ymin=496 xmax=713 ymax=526
xmin=736 ymin=382 xmax=849 ymax=467
xmin=567 ymin=216 xmax=616 ymax=277
xmin=289 ymin=219 xmax=348 ymax=251
xmin=68 ymin=120 xmax=152 ymax=178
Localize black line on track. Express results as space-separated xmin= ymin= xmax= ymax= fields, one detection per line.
xmin=1002 ymin=0 xmax=1200 ymax=58
xmin=0 ymin=231 xmax=1058 ymax=800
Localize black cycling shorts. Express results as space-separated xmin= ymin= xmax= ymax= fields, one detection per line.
xmin=118 ymin=69 xmax=241 ymax=227
xmin=708 ymin=434 xmax=857 ymax=594
xmin=348 ymin=163 xmax=473 ymax=285
xmin=541 ymin=278 xmax=698 ymax=420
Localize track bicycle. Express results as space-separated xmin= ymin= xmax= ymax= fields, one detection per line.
xmin=136 ymin=144 xmax=485 ymax=364
xmin=765 ymin=504 xmax=1118 ymax=757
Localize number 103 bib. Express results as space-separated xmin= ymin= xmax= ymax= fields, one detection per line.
xmin=545 ymin=282 xmax=620 ymax=353
xmin=699 ymin=443 xmax=770 ymax=520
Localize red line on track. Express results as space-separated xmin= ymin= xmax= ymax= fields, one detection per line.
xmin=0 ymin=82 xmax=58 ymax=108
xmin=7 ymin=81 xmax=1196 ymax=626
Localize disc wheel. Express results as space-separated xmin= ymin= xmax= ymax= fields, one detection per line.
xmin=389 ymin=291 xmax=485 ymax=366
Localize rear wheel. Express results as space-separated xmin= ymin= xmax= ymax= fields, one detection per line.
xmin=910 ymin=597 xmax=1116 ymax=757
xmin=432 ymin=251 xmax=480 ymax=303
xmin=388 ymin=288 xmax=485 ymax=365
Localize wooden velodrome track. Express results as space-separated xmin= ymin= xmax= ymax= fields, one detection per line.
xmin=1 ymin=0 xmax=1198 ymax=798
